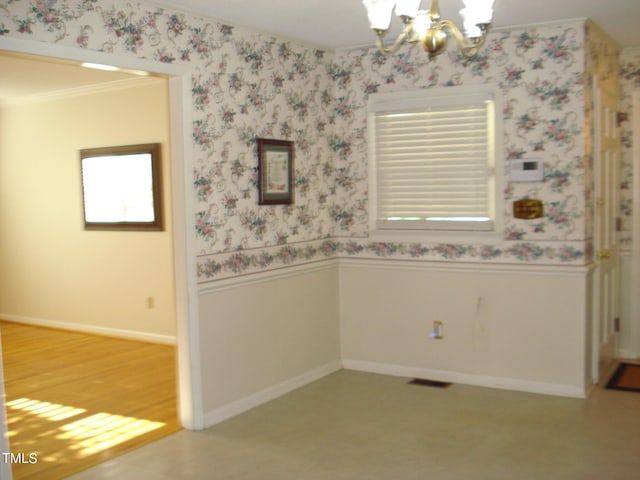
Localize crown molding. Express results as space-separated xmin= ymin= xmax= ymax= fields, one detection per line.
xmin=0 ymin=76 xmax=165 ymax=108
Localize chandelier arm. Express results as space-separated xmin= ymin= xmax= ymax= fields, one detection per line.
xmin=375 ymin=31 xmax=407 ymax=55
xmin=374 ymin=20 xmax=415 ymax=55
xmin=437 ymin=19 xmax=489 ymax=58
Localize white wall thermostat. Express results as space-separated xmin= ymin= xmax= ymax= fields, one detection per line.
xmin=510 ymin=158 xmax=544 ymax=182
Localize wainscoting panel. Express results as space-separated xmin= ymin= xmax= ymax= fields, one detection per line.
xmin=198 ymin=262 xmax=341 ymax=426
xmin=339 ymin=259 xmax=592 ymax=397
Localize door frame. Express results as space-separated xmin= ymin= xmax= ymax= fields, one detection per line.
xmin=631 ymin=89 xmax=640 ymax=359
xmin=0 ymin=36 xmax=203 ymax=431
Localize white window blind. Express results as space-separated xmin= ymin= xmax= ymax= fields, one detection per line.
xmin=371 ymin=88 xmax=496 ymax=232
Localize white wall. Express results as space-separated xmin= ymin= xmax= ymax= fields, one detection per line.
xmin=0 ymin=79 xmax=176 ymax=342
xmin=339 ymin=261 xmax=592 ymax=397
xmin=198 ymin=263 xmax=342 ymax=425
xmin=194 ymin=258 xmax=595 ymax=427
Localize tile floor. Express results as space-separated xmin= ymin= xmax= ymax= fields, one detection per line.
xmin=67 ymin=369 xmax=640 ymax=479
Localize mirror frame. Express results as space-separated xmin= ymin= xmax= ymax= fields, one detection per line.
xmin=80 ymin=143 xmax=164 ymax=231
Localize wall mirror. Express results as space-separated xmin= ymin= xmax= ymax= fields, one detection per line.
xmin=80 ymin=143 xmax=163 ymax=231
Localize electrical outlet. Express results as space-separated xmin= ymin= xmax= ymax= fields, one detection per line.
xmin=430 ymin=321 xmax=443 ymax=340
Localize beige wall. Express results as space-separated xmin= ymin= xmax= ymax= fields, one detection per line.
xmin=339 ymin=262 xmax=591 ymax=397
xmin=198 ymin=265 xmax=342 ymax=421
xmin=197 ymin=258 xmax=592 ymax=425
xmin=0 ymin=78 xmax=176 ymax=340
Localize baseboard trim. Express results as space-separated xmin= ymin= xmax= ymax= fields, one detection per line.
xmin=617 ymin=348 xmax=640 ymax=360
xmin=203 ymin=361 xmax=342 ymax=428
xmin=0 ymin=314 xmax=176 ymax=345
xmin=342 ymin=360 xmax=586 ymax=399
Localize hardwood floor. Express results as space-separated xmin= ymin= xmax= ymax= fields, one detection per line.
xmin=0 ymin=321 xmax=181 ymax=479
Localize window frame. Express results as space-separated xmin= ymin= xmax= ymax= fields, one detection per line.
xmin=367 ymin=84 xmax=504 ymax=243
xmin=80 ymin=143 xmax=164 ymax=231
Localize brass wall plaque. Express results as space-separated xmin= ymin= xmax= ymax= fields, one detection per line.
xmin=513 ymin=199 xmax=544 ymax=219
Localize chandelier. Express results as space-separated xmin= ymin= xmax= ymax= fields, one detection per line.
xmin=362 ymin=0 xmax=495 ymax=59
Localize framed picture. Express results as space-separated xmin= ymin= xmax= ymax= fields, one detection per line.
xmin=257 ymin=138 xmax=294 ymax=205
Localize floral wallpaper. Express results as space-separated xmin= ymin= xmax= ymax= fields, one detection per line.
xmin=0 ymin=0 xmax=336 ymax=283
xmin=619 ymin=47 xmax=640 ymax=251
xmin=0 ymin=2 xmax=624 ymax=282
xmin=332 ymin=21 xmax=596 ymax=265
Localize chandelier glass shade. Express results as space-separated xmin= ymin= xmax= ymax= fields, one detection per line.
xmin=362 ymin=0 xmax=495 ymax=59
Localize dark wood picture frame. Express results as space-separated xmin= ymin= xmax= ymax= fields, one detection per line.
xmin=80 ymin=143 xmax=164 ymax=231
xmin=257 ymin=138 xmax=294 ymax=205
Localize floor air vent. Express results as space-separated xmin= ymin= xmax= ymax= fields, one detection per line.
xmin=409 ymin=378 xmax=451 ymax=388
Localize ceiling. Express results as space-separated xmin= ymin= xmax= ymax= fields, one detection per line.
xmin=153 ymin=0 xmax=640 ymax=49
xmin=2 ymin=0 xmax=640 ymax=104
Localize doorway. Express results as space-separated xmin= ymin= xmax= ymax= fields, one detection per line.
xmin=0 ymin=52 xmax=175 ymax=342
xmin=0 ymin=35 xmax=201 ymax=477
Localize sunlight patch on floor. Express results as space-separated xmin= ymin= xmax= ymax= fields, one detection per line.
xmin=59 ymin=413 xmax=165 ymax=456
xmin=7 ymin=397 xmax=165 ymax=457
xmin=7 ymin=398 xmax=87 ymax=421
